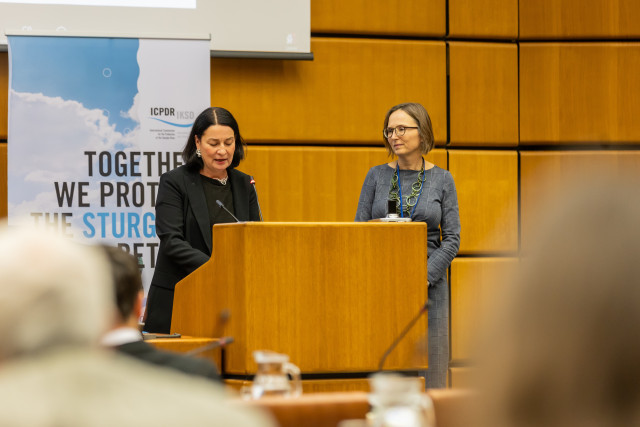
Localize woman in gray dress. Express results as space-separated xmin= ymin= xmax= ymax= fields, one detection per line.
xmin=355 ymin=103 xmax=460 ymax=388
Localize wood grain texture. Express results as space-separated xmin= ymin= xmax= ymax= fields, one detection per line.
xmin=520 ymin=151 xmax=640 ymax=251
xmin=448 ymin=0 xmax=518 ymax=39
xmin=449 ymin=42 xmax=519 ymax=146
xmin=240 ymin=147 xmax=447 ymax=222
xmin=0 ymin=53 xmax=7 ymax=139
xmin=450 ymin=257 xmax=518 ymax=361
xmin=520 ymin=43 xmax=640 ymax=144
xmin=299 ymin=379 xmax=372 ymax=394
xmin=227 ymin=377 xmax=424 ymax=394
xmin=228 ymin=379 xmax=371 ymax=394
xmin=172 ymin=222 xmax=429 ymax=375
xmin=146 ymin=336 xmax=222 ymax=371
xmin=211 ymin=38 xmax=447 ymax=145
xmin=520 ymin=0 xmax=640 ymax=39
xmin=0 ymin=144 xmax=6 ymax=218
xmin=311 ymin=0 xmax=445 ymax=37
xmin=448 ymin=150 xmax=518 ymax=254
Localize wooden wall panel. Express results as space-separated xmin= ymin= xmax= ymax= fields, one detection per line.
xmin=0 ymin=144 xmax=6 ymax=218
xmin=448 ymin=0 xmax=518 ymax=39
xmin=520 ymin=151 xmax=640 ymax=251
xmin=450 ymin=257 xmax=518 ymax=361
xmin=241 ymin=146 xmax=447 ymax=222
xmin=448 ymin=150 xmax=518 ymax=254
xmin=211 ymin=38 xmax=447 ymax=145
xmin=0 ymin=52 xmax=7 ymax=139
xmin=449 ymin=43 xmax=519 ymax=146
xmin=520 ymin=43 xmax=640 ymax=144
xmin=311 ymin=0 xmax=445 ymax=37
xmin=520 ymin=0 xmax=640 ymax=39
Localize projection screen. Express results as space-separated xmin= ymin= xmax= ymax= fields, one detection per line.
xmin=0 ymin=0 xmax=311 ymax=58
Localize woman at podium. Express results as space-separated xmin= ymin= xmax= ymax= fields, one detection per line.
xmin=355 ymin=103 xmax=460 ymax=388
xmin=144 ymin=107 xmax=261 ymax=333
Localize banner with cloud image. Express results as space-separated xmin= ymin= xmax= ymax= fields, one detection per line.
xmin=7 ymin=35 xmax=210 ymax=295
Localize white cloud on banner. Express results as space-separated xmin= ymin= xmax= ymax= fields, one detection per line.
xmin=8 ymin=89 xmax=142 ymax=228
xmin=9 ymin=89 xmax=138 ymax=182
xmin=122 ymin=92 xmax=141 ymax=123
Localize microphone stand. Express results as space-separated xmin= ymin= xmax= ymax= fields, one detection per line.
xmin=378 ymin=301 xmax=430 ymax=371
xmin=185 ymin=336 xmax=234 ymax=357
xmin=250 ymin=176 xmax=264 ymax=221
xmin=216 ymin=199 xmax=240 ymax=222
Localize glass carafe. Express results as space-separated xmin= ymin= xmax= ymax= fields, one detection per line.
xmin=368 ymin=373 xmax=435 ymax=427
xmin=251 ymin=350 xmax=302 ymax=399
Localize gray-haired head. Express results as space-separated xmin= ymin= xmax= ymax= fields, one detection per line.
xmin=0 ymin=222 xmax=113 ymax=361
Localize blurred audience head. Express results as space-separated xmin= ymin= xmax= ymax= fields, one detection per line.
xmin=0 ymin=222 xmax=113 ymax=362
xmin=479 ymin=181 xmax=640 ymax=427
xmin=101 ymin=245 xmax=143 ymax=326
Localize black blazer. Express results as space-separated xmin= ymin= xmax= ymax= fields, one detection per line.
xmin=151 ymin=165 xmax=260 ymax=291
xmin=115 ymin=340 xmax=221 ymax=382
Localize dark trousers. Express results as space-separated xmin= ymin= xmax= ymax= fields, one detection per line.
xmin=144 ymin=285 xmax=174 ymax=334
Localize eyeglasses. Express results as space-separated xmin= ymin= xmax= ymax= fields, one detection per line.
xmin=383 ymin=126 xmax=418 ymax=138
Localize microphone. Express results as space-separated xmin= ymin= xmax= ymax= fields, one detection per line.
xmin=378 ymin=300 xmax=430 ymax=371
xmin=214 ymin=308 xmax=231 ymax=338
xmin=183 ymin=309 xmax=231 ymax=355
xmin=249 ymin=176 xmax=264 ymax=221
xmin=380 ymin=199 xmax=412 ymax=222
xmin=216 ymin=200 xmax=240 ymax=223
xmin=388 ymin=199 xmax=397 ymax=217
xmin=185 ymin=336 xmax=234 ymax=357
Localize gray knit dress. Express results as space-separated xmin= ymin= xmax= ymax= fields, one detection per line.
xmin=355 ymin=163 xmax=461 ymax=388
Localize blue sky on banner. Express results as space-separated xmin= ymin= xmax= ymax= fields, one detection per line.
xmin=7 ymin=35 xmax=144 ymax=229
xmin=9 ymin=36 xmax=139 ymax=134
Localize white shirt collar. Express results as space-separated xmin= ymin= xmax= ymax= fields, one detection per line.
xmin=101 ymin=327 xmax=143 ymax=347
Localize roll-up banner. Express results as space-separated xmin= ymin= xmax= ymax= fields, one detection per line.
xmin=7 ymin=35 xmax=210 ymax=297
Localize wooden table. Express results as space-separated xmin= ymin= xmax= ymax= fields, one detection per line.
xmin=233 ymin=389 xmax=476 ymax=427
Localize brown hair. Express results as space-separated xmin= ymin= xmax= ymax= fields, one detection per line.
xmin=101 ymin=245 xmax=143 ymax=321
xmin=382 ymin=103 xmax=434 ymax=156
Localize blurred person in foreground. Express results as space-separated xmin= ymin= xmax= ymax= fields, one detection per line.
xmin=101 ymin=245 xmax=221 ymax=382
xmin=145 ymin=107 xmax=261 ymax=333
xmin=476 ymin=181 xmax=640 ymax=427
xmin=355 ymin=103 xmax=460 ymax=388
xmin=0 ymin=223 xmax=274 ymax=427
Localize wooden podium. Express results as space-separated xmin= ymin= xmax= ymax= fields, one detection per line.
xmin=171 ymin=222 xmax=428 ymax=377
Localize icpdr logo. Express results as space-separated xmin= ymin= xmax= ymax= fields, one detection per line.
xmin=149 ymin=108 xmax=195 ymax=127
